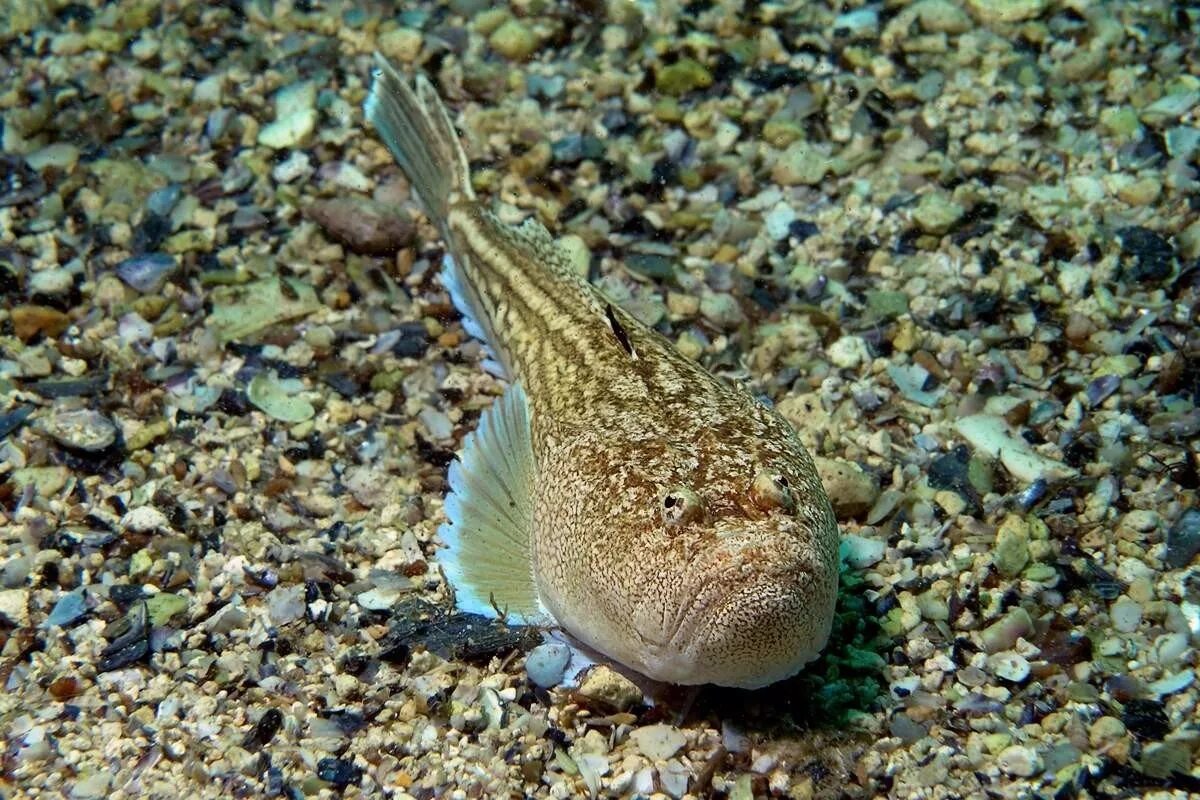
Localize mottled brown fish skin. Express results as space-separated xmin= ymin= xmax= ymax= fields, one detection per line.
xmin=444 ymin=204 xmax=839 ymax=688
xmin=366 ymin=54 xmax=840 ymax=688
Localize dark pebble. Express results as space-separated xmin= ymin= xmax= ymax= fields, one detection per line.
xmin=378 ymin=598 xmax=540 ymax=665
xmin=132 ymin=213 xmax=171 ymax=254
xmin=1086 ymin=374 xmax=1121 ymax=407
xmin=1118 ymin=226 xmax=1176 ymax=283
xmin=322 ymin=371 xmax=362 ymax=398
xmin=392 ymin=321 xmax=430 ymax=359
xmin=109 ymin=584 xmax=147 ymax=607
xmin=316 ymin=757 xmax=362 ymax=788
xmin=551 ymin=134 xmax=605 ymax=164
xmin=746 ymin=64 xmax=806 ymax=91
xmin=98 ymin=636 xmax=149 ymax=672
xmin=242 ymin=708 xmax=284 ymax=751
xmin=788 ymin=219 xmax=820 ymax=243
xmin=0 ymin=405 xmax=34 ymax=441
xmin=0 ymin=155 xmax=48 ymax=207
xmin=927 ymin=445 xmax=982 ymax=512
xmin=27 ymin=374 xmax=110 ymax=398
xmin=1122 ymin=698 xmax=1169 ymax=740
xmin=1165 ymin=509 xmax=1200 ymax=569
xmin=625 ymin=253 xmax=676 ymax=282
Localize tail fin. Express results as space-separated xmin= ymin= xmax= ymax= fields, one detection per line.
xmin=364 ymin=53 xmax=474 ymax=226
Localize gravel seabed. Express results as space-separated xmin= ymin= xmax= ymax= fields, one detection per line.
xmin=1 ymin=0 xmax=1199 ymax=798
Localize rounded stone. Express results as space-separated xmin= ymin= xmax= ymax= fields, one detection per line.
xmin=525 ymin=643 xmax=572 ymax=688
xmin=997 ymin=744 xmax=1042 ymax=777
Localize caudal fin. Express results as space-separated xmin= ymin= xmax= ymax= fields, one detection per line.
xmin=363 ymin=53 xmax=474 ymax=226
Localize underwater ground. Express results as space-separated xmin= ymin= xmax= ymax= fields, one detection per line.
xmin=1 ymin=0 xmax=1199 ymax=798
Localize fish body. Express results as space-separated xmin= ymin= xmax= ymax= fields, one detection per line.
xmin=365 ymin=55 xmax=839 ymax=689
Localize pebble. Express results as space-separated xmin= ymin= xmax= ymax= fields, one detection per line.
xmin=772 ymin=141 xmax=829 ymax=186
xmin=28 ymin=267 xmax=73 ymax=296
xmin=993 ymin=514 xmax=1030 ymax=577
xmin=0 ymin=588 xmax=31 ymax=627
xmin=525 ymin=643 xmax=572 ymax=688
xmin=654 ymin=58 xmax=712 ymax=96
xmin=145 ymin=592 xmax=188 ymax=626
xmin=840 ymin=533 xmax=885 ymax=569
xmin=271 ymin=150 xmax=312 ymax=183
xmin=1110 ymin=596 xmax=1143 ymax=633
xmin=1165 ymin=509 xmax=1200 ymax=569
xmin=1117 ymin=226 xmax=1176 ymax=284
xmin=814 ymin=457 xmax=879 ymax=519
xmin=763 ymin=202 xmax=796 ymax=241
xmin=827 ymin=335 xmax=870 ymax=369
xmin=45 ymin=588 xmax=88 ymax=628
xmin=316 ymin=757 xmax=362 ymax=788
xmin=698 ymin=292 xmax=744 ymax=330
xmin=258 ymin=81 xmax=317 ymax=149
xmin=246 ymin=371 xmax=315 ymax=423
xmin=996 ymin=744 xmax=1041 ymax=777
xmin=988 ymin=651 xmax=1031 ymax=683
xmin=629 ymin=724 xmax=687 ymax=761
xmin=306 ymin=197 xmax=415 ymax=255
xmin=11 ymin=304 xmax=70 ymax=341
xmin=121 ymin=506 xmax=169 ymax=533
xmin=912 ymin=192 xmax=964 ymax=235
xmin=488 ymin=19 xmax=536 ymax=61
xmin=980 ymin=607 xmax=1033 ymax=653
xmin=378 ymin=26 xmax=423 ymax=62
xmin=266 ymin=584 xmax=307 ymax=626
xmin=116 ymin=252 xmax=177 ymax=293
xmin=38 ymin=409 xmax=118 ymax=452
xmin=577 ymin=665 xmax=642 ymax=711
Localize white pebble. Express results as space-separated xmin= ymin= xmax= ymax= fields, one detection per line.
xmin=988 ymin=651 xmax=1031 ymax=683
xmin=629 ymin=724 xmax=687 ymax=762
xmin=120 ymin=506 xmax=169 ymax=533
xmin=1111 ymin=596 xmax=1143 ymax=633
xmin=997 ymin=744 xmax=1041 ymax=777
xmin=525 ymin=643 xmax=572 ymax=688
xmin=764 ymin=201 xmax=796 ymax=240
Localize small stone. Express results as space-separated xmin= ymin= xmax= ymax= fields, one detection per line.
xmin=247 ymin=371 xmax=315 ymax=423
xmin=11 ymin=466 xmax=70 ymax=497
xmin=1088 ymin=715 xmax=1127 ymax=749
xmin=913 ymin=0 xmax=972 ymax=33
xmin=11 ymin=305 xmax=70 ymax=341
xmin=996 ymin=744 xmax=1041 ymax=777
xmin=69 ymin=770 xmax=112 ymax=800
xmin=980 ymin=606 xmax=1033 ymax=653
xmin=827 ymin=335 xmax=870 ymax=370
xmin=28 ymin=267 xmax=73 ymax=296
xmin=814 ymin=457 xmax=879 ymax=519
xmin=839 ymin=533 xmax=884 ymax=569
xmin=772 ymin=141 xmax=829 ymax=186
xmin=525 ymin=643 xmax=571 ymax=688
xmin=994 ymin=514 xmax=1030 ymax=577
xmin=116 ymin=252 xmax=178 ymax=293
xmin=988 ymin=651 xmax=1031 ymax=683
xmin=763 ymin=202 xmax=796 ymax=241
xmin=316 ymin=757 xmax=362 ymax=788
xmin=1110 ymin=596 xmax=1143 ymax=633
xmin=258 ymin=81 xmax=317 ymax=149
xmin=306 ymin=197 xmax=415 ymax=256
xmin=38 ymin=409 xmax=118 ymax=452
xmin=1139 ymin=741 xmax=1192 ymax=780
xmin=699 ymin=293 xmax=744 ymax=330
xmin=888 ymin=713 xmax=927 ymax=743
xmin=144 ymin=592 xmax=188 ymax=626
xmin=629 ymin=724 xmax=687 ymax=762
xmin=1122 ymin=698 xmax=1169 ymax=741
xmin=912 ymin=192 xmax=964 ymax=235
xmin=45 ymin=588 xmax=88 ymax=628
xmin=0 ymin=588 xmax=30 ymax=627
xmin=121 ymin=506 xmax=170 ymax=533
xmin=577 ymin=665 xmax=642 ymax=711
xmin=1117 ymin=226 xmax=1176 ymax=284
xmin=654 ymin=58 xmax=712 ymax=96
xmin=489 ymin=19 xmax=537 ymax=60
xmin=1165 ymin=509 xmax=1200 ymax=569
xmin=266 ymin=584 xmax=307 ymax=626
xmin=378 ymin=26 xmax=423 ymax=62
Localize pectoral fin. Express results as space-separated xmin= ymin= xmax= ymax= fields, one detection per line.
xmin=437 ymin=381 xmax=546 ymax=621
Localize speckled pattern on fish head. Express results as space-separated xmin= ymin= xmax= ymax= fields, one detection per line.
xmin=365 ymin=54 xmax=840 ymax=689
xmin=523 ymin=298 xmax=840 ymax=689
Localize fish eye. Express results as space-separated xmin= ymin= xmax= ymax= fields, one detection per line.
xmin=661 ymin=487 xmax=704 ymax=526
xmin=751 ymin=470 xmax=795 ymax=513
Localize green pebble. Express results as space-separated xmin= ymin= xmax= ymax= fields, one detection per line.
xmin=145 ymin=592 xmax=189 ymax=626
xmin=655 ymin=58 xmax=712 ymax=96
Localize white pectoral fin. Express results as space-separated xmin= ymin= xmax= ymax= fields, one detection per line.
xmin=437 ymin=381 xmax=546 ymax=622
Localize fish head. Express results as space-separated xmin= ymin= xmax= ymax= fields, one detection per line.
xmin=626 ymin=460 xmax=840 ymax=689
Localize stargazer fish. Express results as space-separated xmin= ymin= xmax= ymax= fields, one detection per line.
xmin=364 ymin=54 xmax=839 ymax=689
